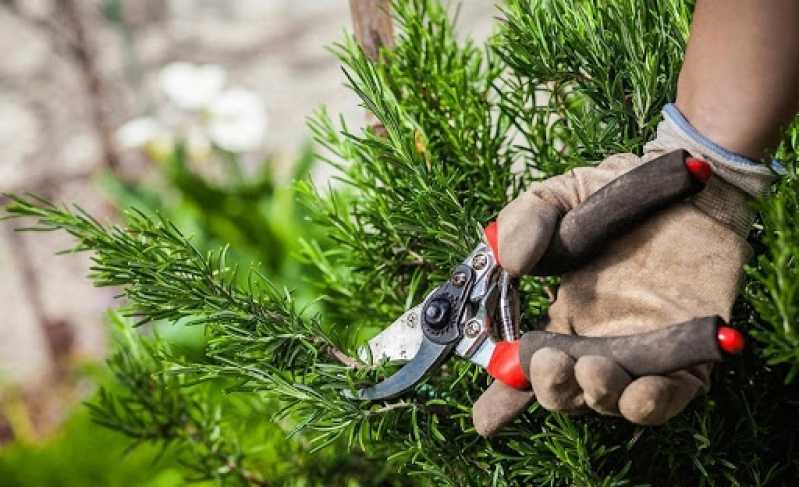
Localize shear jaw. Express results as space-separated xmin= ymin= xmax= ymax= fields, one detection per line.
xmin=353 ymin=242 xmax=515 ymax=401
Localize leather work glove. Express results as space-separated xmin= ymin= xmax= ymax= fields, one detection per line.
xmin=473 ymin=104 xmax=781 ymax=436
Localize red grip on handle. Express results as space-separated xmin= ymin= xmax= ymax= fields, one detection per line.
xmin=717 ymin=326 xmax=745 ymax=354
xmin=684 ymin=157 xmax=712 ymax=184
xmin=484 ymin=221 xmax=501 ymax=267
xmin=486 ymin=340 xmax=530 ymax=389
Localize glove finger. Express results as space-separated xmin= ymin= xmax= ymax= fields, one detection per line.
xmin=472 ymin=381 xmax=534 ymax=438
xmin=497 ymin=194 xmax=559 ymax=276
xmin=528 ymin=347 xmax=585 ymax=412
xmin=618 ymin=371 xmax=705 ymax=426
xmin=574 ymin=355 xmax=631 ymax=416
xmin=497 ymin=154 xmax=641 ymax=277
xmin=530 ymin=153 xmax=643 ymax=210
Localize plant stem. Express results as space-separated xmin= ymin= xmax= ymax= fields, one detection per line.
xmin=58 ymin=0 xmax=120 ymax=171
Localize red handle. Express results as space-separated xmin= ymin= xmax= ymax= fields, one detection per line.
xmin=717 ymin=326 xmax=745 ymax=354
xmin=685 ymin=157 xmax=712 ymax=183
xmin=487 ymin=321 xmax=744 ymax=391
xmin=486 ymin=340 xmax=530 ymax=389
xmin=483 ymin=221 xmax=501 ymax=267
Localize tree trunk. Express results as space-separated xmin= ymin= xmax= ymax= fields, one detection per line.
xmin=349 ymin=0 xmax=395 ymax=61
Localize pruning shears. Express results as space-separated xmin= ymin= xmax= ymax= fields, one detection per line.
xmin=352 ymin=150 xmax=745 ymax=401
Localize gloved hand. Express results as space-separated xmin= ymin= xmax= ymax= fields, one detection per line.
xmin=473 ymin=104 xmax=779 ymax=436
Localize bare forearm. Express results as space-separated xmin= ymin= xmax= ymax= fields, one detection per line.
xmin=676 ymin=0 xmax=799 ymax=160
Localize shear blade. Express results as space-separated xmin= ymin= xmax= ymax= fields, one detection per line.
xmin=355 ymin=337 xmax=453 ymax=401
xmin=358 ymin=304 xmax=424 ymax=364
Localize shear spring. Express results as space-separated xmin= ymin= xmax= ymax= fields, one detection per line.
xmin=498 ymin=271 xmax=520 ymax=341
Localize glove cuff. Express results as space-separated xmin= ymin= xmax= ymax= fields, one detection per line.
xmin=692 ymin=177 xmax=753 ymax=237
xmin=643 ymin=103 xmax=786 ymax=236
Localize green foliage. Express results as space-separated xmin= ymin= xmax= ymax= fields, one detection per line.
xmin=0 ymin=405 xmax=192 ymax=487
xmin=306 ymin=0 xmax=516 ymax=334
xmin=746 ymin=126 xmax=799 ymax=382
xmin=2 ymin=193 xmax=334 ymax=375
xmin=1 ymin=193 xmax=413 ymax=485
xmin=4 ymin=0 xmax=799 ymax=485
xmin=496 ymin=0 xmax=692 ymax=168
xmin=89 ymin=318 xmax=269 ymax=486
xmin=99 ymin=144 xmax=319 ymax=295
xmin=92 ymin=316 xmax=406 ymax=486
xmin=0 ymin=314 xmax=405 ymax=487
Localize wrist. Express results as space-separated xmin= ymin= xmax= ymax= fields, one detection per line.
xmin=673 ymin=96 xmax=786 ymax=162
xmin=643 ymin=103 xmax=786 ymax=236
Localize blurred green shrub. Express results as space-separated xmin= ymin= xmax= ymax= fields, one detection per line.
xmin=0 ymin=142 xmax=401 ymax=485
xmin=0 ymin=400 xmax=195 ymax=487
xmin=99 ymin=144 xmax=319 ymax=297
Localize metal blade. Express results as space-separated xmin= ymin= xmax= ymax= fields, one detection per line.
xmin=461 ymin=336 xmax=496 ymax=369
xmin=354 ymin=337 xmax=454 ymax=401
xmin=358 ymin=304 xmax=424 ymax=363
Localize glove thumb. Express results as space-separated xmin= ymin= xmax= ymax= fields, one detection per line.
xmin=473 ymin=381 xmax=534 ymax=437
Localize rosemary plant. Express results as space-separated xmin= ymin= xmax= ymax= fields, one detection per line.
xmin=5 ymin=1 xmax=798 ymax=485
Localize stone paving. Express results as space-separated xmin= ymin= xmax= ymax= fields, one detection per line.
xmin=0 ymin=0 xmax=495 ymax=408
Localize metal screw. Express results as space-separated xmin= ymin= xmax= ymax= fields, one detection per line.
xmin=451 ymin=271 xmax=468 ymax=287
xmin=472 ymin=253 xmax=488 ymax=270
xmin=464 ymin=320 xmax=482 ymax=338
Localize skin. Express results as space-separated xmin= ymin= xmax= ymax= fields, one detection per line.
xmin=676 ymin=0 xmax=799 ymax=161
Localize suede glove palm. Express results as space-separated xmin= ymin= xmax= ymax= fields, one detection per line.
xmin=473 ymin=105 xmax=778 ymax=436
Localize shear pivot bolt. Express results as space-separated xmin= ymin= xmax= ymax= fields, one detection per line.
xmin=464 ymin=320 xmax=482 ymax=338
xmin=451 ymin=271 xmax=468 ymax=287
xmin=472 ymin=254 xmax=488 ymax=270
xmin=424 ymin=299 xmax=451 ymax=329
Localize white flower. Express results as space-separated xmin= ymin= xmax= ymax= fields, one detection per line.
xmin=185 ymin=125 xmax=212 ymax=163
xmin=115 ymin=117 xmax=164 ymax=149
xmin=115 ymin=116 xmax=175 ymax=162
xmin=207 ymin=89 xmax=267 ymax=153
xmin=159 ymin=62 xmax=226 ymax=110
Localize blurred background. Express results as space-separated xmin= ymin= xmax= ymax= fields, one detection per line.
xmin=0 ymin=1 xmax=493 ymax=485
